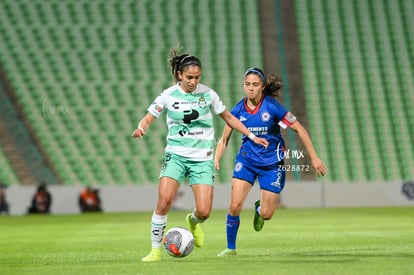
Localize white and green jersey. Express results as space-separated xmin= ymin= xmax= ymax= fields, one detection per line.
xmin=147 ymin=83 xmax=226 ymax=161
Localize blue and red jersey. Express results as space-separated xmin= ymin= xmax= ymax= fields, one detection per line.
xmin=230 ymin=94 xmax=296 ymax=166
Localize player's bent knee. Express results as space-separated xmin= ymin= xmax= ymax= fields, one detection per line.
xmin=195 ymin=209 xmax=211 ymax=221
xmin=263 ymin=215 xmax=273 ymax=220
xmin=156 ymin=197 xmax=175 ymax=214
xmin=260 ymin=210 xmax=275 ymax=220
xmin=229 ymin=204 xmax=243 ymax=216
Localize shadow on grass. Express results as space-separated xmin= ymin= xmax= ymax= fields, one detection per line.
xmin=211 ymin=256 xmax=356 ymax=264
xmin=184 ymin=248 xmax=414 ymax=264
xmin=289 ymin=248 xmax=414 ymax=259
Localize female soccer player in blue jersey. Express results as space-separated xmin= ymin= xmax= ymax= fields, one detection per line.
xmin=215 ymin=68 xmax=327 ymax=256
xmin=132 ymin=50 xmax=268 ymax=262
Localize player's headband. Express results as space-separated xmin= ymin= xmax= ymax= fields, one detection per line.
xmin=179 ymin=55 xmax=201 ymax=70
xmin=244 ymin=68 xmax=266 ymax=83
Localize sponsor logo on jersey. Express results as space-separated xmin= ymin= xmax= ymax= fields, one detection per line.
xmin=183 ymin=109 xmax=199 ymax=124
xmin=271 ymin=172 xmax=282 ymax=188
xmin=179 ymin=129 xmax=204 ymax=137
xmin=178 ymin=130 xmax=188 ymax=136
xmin=247 ymin=126 xmax=269 ymax=135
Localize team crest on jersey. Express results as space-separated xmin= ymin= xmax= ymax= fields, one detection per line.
xmin=235 ymin=162 xmax=243 ymax=172
xmin=261 ymin=112 xmax=271 ymax=122
xmin=198 ymin=97 xmax=207 ymax=108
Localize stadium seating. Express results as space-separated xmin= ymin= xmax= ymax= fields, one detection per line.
xmin=1 ymin=0 xmax=412 ymax=184
xmin=0 ymin=0 xmax=263 ymax=185
xmin=0 ymin=147 xmax=19 ymax=186
xmin=295 ymin=0 xmax=414 ymax=181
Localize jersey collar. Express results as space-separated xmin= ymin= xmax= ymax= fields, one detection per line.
xmin=177 ymin=82 xmax=199 ymax=94
xmin=244 ymin=94 xmax=264 ymax=114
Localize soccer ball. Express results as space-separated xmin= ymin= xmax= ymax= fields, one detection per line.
xmin=163 ymin=227 xmax=194 ymax=258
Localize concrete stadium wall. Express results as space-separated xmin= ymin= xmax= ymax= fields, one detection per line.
xmin=3 ymin=181 xmax=414 ymax=215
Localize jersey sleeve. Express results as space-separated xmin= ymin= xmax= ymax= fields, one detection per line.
xmin=210 ymin=90 xmax=226 ymax=115
xmin=147 ymin=92 xmax=166 ymax=118
xmin=230 ymin=105 xmax=238 ymax=117
xmin=230 ymin=98 xmax=244 ymax=117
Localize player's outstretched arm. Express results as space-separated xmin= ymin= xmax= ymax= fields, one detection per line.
xmin=214 ymin=125 xmax=233 ymax=170
xmin=219 ymin=110 xmax=269 ymax=148
xmin=288 ymin=120 xmax=328 ymax=177
xmin=132 ymin=113 xmax=156 ymax=139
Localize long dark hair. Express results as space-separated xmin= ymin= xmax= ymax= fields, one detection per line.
xmin=168 ymin=47 xmax=202 ymax=82
xmin=244 ymin=67 xmax=283 ymax=97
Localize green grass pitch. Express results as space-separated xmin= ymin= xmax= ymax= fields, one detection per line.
xmin=1 ymin=207 xmax=413 ymax=275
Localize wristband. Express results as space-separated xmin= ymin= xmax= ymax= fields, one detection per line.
xmin=138 ymin=122 xmax=145 ymax=133
xmin=248 ymin=132 xmax=256 ymax=140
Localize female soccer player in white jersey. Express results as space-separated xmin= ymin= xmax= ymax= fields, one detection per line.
xmin=132 ymin=50 xmax=268 ymax=262
xmin=215 ymin=68 xmax=328 ymax=256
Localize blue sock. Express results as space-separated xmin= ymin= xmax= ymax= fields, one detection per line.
xmin=226 ymin=214 xmax=240 ymax=250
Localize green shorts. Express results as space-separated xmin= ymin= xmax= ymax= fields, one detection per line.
xmin=159 ymin=153 xmax=215 ymax=186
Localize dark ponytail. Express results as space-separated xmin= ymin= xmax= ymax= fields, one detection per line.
xmin=264 ymin=74 xmax=283 ymax=97
xmin=168 ymin=47 xmax=202 ymax=82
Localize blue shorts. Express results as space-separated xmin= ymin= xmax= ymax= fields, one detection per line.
xmin=232 ymin=156 xmax=285 ymax=193
xmin=160 ymin=153 xmax=215 ymax=186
